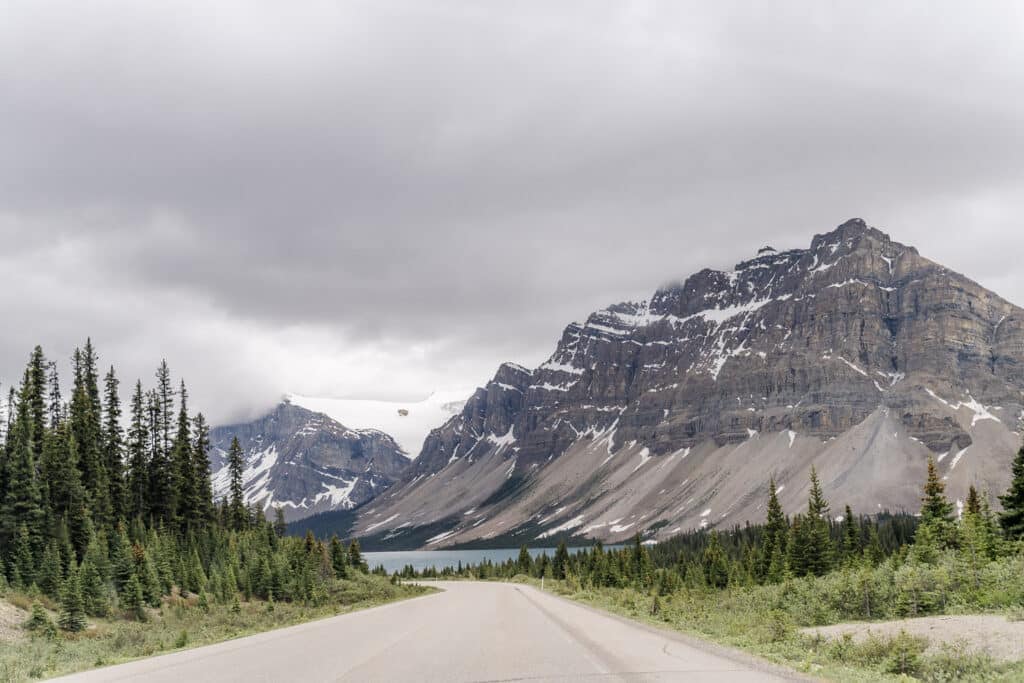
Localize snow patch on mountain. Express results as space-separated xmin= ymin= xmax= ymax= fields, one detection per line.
xmin=289 ymin=389 xmax=471 ymax=457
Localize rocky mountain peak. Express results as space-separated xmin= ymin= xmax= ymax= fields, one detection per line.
xmin=210 ymin=402 xmax=409 ymax=521
xmin=354 ymin=220 xmax=1024 ymax=549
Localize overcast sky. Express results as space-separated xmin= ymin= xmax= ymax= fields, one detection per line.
xmin=2 ymin=1 xmax=1022 ymax=424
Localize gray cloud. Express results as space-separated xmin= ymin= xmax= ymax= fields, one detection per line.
xmin=2 ymin=1 xmax=1023 ymax=423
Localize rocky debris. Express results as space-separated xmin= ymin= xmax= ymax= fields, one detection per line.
xmin=210 ymin=402 xmax=409 ymax=522
xmin=354 ymin=219 xmax=1024 ymax=548
xmin=803 ymin=615 xmax=1024 ymax=662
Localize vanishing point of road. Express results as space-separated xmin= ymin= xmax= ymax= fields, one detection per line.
xmin=52 ymin=581 xmax=800 ymax=682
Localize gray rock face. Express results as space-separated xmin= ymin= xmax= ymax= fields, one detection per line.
xmin=210 ymin=401 xmax=409 ymax=521
xmin=357 ymin=219 xmax=1024 ymax=547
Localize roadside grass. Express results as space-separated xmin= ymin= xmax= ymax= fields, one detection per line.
xmin=532 ymin=579 xmax=1024 ymax=682
xmin=0 ymin=573 xmax=433 ymax=682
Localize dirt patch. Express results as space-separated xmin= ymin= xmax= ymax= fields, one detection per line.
xmin=803 ymin=614 xmax=1024 ymax=662
xmin=0 ymin=599 xmax=28 ymax=643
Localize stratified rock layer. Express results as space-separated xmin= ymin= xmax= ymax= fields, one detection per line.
xmin=356 ymin=219 xmax=1024 ymax=548
xmin=210 ymin=401 xmax=409 ymax=521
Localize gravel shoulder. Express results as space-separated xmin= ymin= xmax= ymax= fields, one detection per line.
xmin=803 ymin=614 xmax=1024 ymax=662
xmin=0 ymin=599 xmax=27 ymax=644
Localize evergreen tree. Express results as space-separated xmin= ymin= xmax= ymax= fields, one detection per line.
xmin=122 ymin=572 xmax=147 ymax=621
xmin=517 ymin=544 xmax=533 ymax=575
xmin=759 ymin=477 xmax=788 ymax=580
xmin=553 ymin=540 xmax=570 ymax=580
xmin=329 ymin=535 xmax=349 ymax=578
xmin=170 ymin=381 xmax=195 ymax=530
xmin=59 ymin=561 xmax=87 ymax=632
xmin=38 ymin=540 xmax=64 ymax=597
xmin=126 ymin=381 xmax=150 ymax=520
xmin=999 ymin=440 xmax=1024 ymax=540
xmin=841 ymin=505 xmax=860 ymax=564
xmin=965 ymin=485 xmax=982 ymax=516
xmin=921 ymin=457 xmax=953 ymax=524
xmin=146 ymin=377 xmax=175 ymax=526
xmin=803 ymin=466 xmax=833 ymax=576
xmin=348 ymin=539 xmax=367 ymax=573
xmin=702 ymin=531 xmax=730 ymax=588
xmin=70 ymin=343 xmax=111 ymax=528
xmin=227 ymin=436 xmax=247 ymax=530
xmin=191 ymin=413 xmax=214 ymax=526
xmin=103 ymin=366 xmax=126 ymax=521
xmin=1 ymin=371 xmax=45 ymax=554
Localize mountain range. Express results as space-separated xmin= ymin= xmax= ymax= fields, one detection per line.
xmin=208 ymin=401 xmax=409 ymax=521
xmin=215 ymin=219 xmax=1023 ymax=549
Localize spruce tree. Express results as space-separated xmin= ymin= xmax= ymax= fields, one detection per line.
xmin=803 ymin=466 xmax=833 ymax=576
xmin=170 ymin=381 xmax=194 ymax=529
xmin=122 ymin=572 xmax=147 ymax=621
xmin=102 ymin=366 xmax=126 ymax=521
xmin=701 ymin=531 xmax=729 ymax=588
xmin=38 ymin=540 xmax=64 ymax=597
xmin=999 ymin=440 xmax=1024 ymax=540
xmin=146 ymin=380 xmax=175 ymax=526
xmin=517 ymin=544 xmax=533 ymax=575
xmin=349 ymin=539 xmax=367 ymax=573
xmin=329 ymin=535 xmax=348 ymax=578
xmin=227 ymin=436 xmax=247 ymax=530
xmin=965 ymin=485 xmax=982 ymax=516
xmin=70 ymin=343 xmax=111 ymax=528
xmin=921 ymin=457 xmax=953 ymax=524
xmin=841 ymin=505 xmax=860 ymax=564
xmin=191 ymin=413 xmax=214 ymax=526
xmin=759 ymin=477 xmax=787 ymax=580
xmin=125 ymin=381 xmax=150 ymax=520
xmin=59 ymin=561 xmax=87 ymax=632
xmin=1 ymin=372 xmax=45 ymax=552
xmin=553 ymin=540 xmax=570 ymax=580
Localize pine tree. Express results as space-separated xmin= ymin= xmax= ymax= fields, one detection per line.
xmin=171 ymin=381 xmax=195 ymax=530
xmin=13 ymin=524 xmax=36 ymax=588
xmin=1 ymin=371 xmax=45 ymax=553
xmin=70 ymin=343 xmax=111 ymax=529
xmin=702 ymin=531 xmax=730 ymax=588
xmin=80 ymin=555 xmax=109 ymax=616
xmin=965 ymin=485 xmax=982 ymax=516
xmin=146 ymin=380 xmax=175 ymax=526
xmin=349 ymin=539 xmax=367 ymax=573
xmin=553 ymin=540 xmax=570 ymax=580
xmin=103 ymin=366 xmax=126 ymax=521
xmin=227 ymin=437 xmax=247 ymax=530
xmin=122 ymin=572 xmax=147 ymax=621
xmin=329 ymin=535 xmax=349 ymax=578
xmin=759 ymin=477 xmax=788 ymax=580
xmin=921 ymin=457 xmax=953 ymax=524
xmin=841 ymin=505 xmax=860 ymax=564
xmin=517 ymin=544 xmax=533 ymax=575
xmin=38 ymin=540 xmax=64 ymax=597
xmin=191 ymin=413 xmax=214 ymax=526
xmin=59 ymin=562 xmax=87 ymax=632
xmin=803 ymin=466 xmax=833 ymax=576
xmin=125 ymin=381 xmax=150 ymax=520
xmin=999 ymin=440 xmax=1024 ymax=540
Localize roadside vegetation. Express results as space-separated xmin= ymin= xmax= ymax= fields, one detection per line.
xmin=0 ymin=342 xmax=429 ymax=681
xmin=398 ymin=441 xmax=1024 ymax=682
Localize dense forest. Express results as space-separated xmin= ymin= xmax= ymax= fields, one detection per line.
xmin=401 ymin=455 xmax=1024 ymax=615
xmin=0 ymin=341 xmax=376 ymax=633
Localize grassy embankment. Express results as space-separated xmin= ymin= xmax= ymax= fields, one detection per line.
xmin=0 ymin=573 xmax=432 ymax=682
xmin=520 ymin=551 xmax=1024 ymax=682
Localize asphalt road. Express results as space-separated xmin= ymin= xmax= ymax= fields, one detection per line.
xmin=52 ymin=581 xmax=796 ymax=682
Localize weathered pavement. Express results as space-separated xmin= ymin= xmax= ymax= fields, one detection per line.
xmin=52 ymin=581 xmax=798 ymax=682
